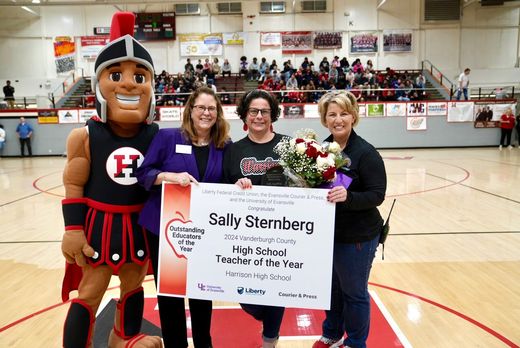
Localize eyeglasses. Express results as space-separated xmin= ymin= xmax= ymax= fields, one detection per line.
xmin=193 ymin=105 xmax=217 ymax=114
xmin=247 ymin=108 xmax=271 ymax=117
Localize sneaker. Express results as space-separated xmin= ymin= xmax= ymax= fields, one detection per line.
xmin=508 ymin=145 xmax=513 ymax=150
xmin=499 ymin=145 xmax=503 ymax=150
xmin=312 ymin=337 xmax=344 ymax=348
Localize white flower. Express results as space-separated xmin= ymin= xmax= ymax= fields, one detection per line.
xmin=289 ymin=138 xmax=296 ymax=147
xmin=316 ymin=155 xmax=330 ymax=170
xmin=328 ymin=142 xmax=341 ymax=154
xmin=327 ymin=153 xmax=336 ymax=166
xmin=295 ymin=142 xmax=306 ymax=154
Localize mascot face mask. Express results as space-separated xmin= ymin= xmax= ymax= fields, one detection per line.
xmin=98 ymin=61 xmax=153 ymax=125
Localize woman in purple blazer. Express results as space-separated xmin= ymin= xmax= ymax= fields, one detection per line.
xmin=137 ymin=87 xmax=231 ymax=348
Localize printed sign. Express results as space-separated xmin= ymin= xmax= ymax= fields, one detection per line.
xmin=157 ymin=183 xmax=335 ymax=309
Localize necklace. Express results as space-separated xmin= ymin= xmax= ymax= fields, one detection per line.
xmin=196 ymin=139 xmax=209 ymax=146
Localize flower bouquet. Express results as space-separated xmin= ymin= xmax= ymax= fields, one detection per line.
xmin=274 ymin=129 xmax=351 ymax=188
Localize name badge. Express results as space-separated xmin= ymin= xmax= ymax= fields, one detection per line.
xmin=176 ymin=144 xmax=192 ymax=154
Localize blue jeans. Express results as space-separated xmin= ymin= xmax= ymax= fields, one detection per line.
xmin=321 ymin=235 xmax=380 ymax=348
xmin=241 ymin=304 xmax=285 ymax=341
xmin=456 ymin=88 xmax=468 ymax=100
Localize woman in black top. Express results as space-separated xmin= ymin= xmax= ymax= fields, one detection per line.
xmin=222 ymin=89 xmax=287 ymax=348
xmin=312 ymin=91 xmax=386 ymax=348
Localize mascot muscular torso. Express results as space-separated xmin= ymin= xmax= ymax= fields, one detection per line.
xmin=61 ymin=12 xmax=162 ymax=348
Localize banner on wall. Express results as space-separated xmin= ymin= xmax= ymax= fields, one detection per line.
xmin=473 ymin=102 xmax=516 ymax=128
xmin=80 ymin=36 xmax=110 ymax=59
xmin=282 ymin=104 xmax=305 ymax=119
xmin=157 ymin=182 xmax=335 ymax=309
xmin=407 ymin=102 xmax=427 ymax=116
xmin=407 ymin=116 xmax=427 ymax=131
xmin=179 ymin=34 xmax=223 ymax=57
xmin=382 ymin=30 xmax=412 ymax=52
xmin=54 ymin=36 xmax=76 ymax=74
xmin=58 ymin=109 xmax=79 ymax=123
xmin=366 ymin=104 xmax=384 ymax=117
xmin=79 ymin=109 xmax=98 ymax=123
xmin=37 ymin=110 xmax=59 ymax=124
xmin=447 ymin=102 xmax=474 ymax=122
xmin=260 ymin=32 xmax=281 ymax=46
xmin=223 ymin=32 xmax=246 ymax=45
xmin=358 ymin=104 xmax=367 ymax=117
xmin=159 ymin=107 xmax=182 ymax=121
xmin=304 ymin=104 xmax=319 ymax=118
xmin=386 ymin=103 xmax=407 ymax=117
xmin=427 ymin=102 xmax=447 ymax=116
xmin=313 ymin=32 xmax=342 ymax=49
xmin=350 ymin=32 xmax=378 ymax=54
xmin=281 ymin=32 xmax=312 ymax=54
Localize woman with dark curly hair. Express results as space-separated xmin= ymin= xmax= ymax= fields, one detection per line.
xmin=222 ymin=89 xmax=288 ymax=347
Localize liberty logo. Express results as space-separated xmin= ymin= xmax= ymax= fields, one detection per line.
xmin=237 ymin=287 xmax=244 ymax=294
xmin=106 ymin=147 xmax=145 ymax=185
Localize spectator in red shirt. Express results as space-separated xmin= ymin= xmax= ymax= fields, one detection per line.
xmin=499 ymin=107 xmax=515 ymax=150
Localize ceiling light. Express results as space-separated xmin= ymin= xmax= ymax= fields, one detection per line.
xmin=32 ymin=0 xmax=40 ymax=3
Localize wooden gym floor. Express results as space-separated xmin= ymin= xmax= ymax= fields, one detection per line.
xmin=0 ymin=147 xmax=519 ymax=347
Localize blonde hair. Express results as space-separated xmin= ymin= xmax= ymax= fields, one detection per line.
xmin=317 ymin=90 xmax=360 ymax=128
xmin=181 ymin=87 xmax=230 ymax=149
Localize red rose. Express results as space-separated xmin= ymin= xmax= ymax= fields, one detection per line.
xmin=323 ymin=166 xmax=336 ymax=181
xmin=295 ymin=138 xmax=305 ymax=144
xmin=305 ymin=144 xmax=318 ymax=158
xmin=318 ymin=152 xmax=328 ymax=158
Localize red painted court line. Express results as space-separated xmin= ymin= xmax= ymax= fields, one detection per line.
xmin=369 ymin=282 xmax=520 ymax=348
xmin=32 ymin=171 xmax=64 ymax=197
xmin=1 ymin=279 xmax=518 ymax=347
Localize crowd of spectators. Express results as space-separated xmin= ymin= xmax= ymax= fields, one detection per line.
xmin=151 ymin=55 xmax=429 ymax=106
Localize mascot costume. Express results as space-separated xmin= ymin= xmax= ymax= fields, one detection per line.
xmin=61 ymin=12 xmax=162 ymax=348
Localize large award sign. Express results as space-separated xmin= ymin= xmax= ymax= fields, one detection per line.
xmin=157 ymin=182 xmax=335 ymax=309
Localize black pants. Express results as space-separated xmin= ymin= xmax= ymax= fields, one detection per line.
xmin=500 ymin=128 xmax=513 ymax=146
xmin=147 ymin=230 xmax=213 ymax=348
xmin=19 ymin=137 xmax=32 ymax=156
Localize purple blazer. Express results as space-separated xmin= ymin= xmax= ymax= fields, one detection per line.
xmin=136 ymin=128 xmax=228 ymax=235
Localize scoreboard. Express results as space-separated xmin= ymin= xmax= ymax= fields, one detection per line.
xmin=134 ymin=12 xmax=176 ymax=41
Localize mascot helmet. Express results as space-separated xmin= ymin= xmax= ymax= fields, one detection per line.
xmin=92 ymin=12 xmax=156 ymax=123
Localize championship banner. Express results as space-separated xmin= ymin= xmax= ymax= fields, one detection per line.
xmin=313 ymin=32 xmax=342 ymax=49
xmin=54 ymin=36 xmax=76 ymax=74
xmin=80 ymin=36 xmax=110 ymax=59
xmin=281 ymin=31 xmax=312 ymax=54
xmin=260 ymin=32 xmax=281 ymax=46
xmin=350 ymin=32 xmax=378 ymax=54
xmin=383 ymin=30 xmax=412 ymax=52
xmin=447 ymin=102 xmax=474 ymax=122
xmin=179 ymin=34 xmax=223 ymax=57
xmin=223 ymin=32 xmax=246 ymax=45
xmin=157 ymin=183 xmax=335 ymax=309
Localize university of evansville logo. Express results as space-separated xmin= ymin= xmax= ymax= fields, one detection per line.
xmin=106 ymin=147 xmax=144 ymax=185
xmin=240 ymin=157 xmax=280 ymax=176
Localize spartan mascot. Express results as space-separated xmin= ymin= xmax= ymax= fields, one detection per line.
xmin=61 ymin=12 xmax=162 ymax=348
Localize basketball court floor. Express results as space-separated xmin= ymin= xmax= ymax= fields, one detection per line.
xmin=0 ymin=147 xmax=519 ymax=347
